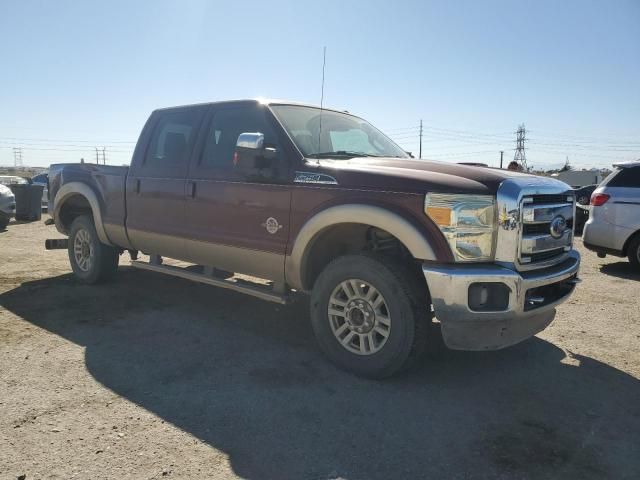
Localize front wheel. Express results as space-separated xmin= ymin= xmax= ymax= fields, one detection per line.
xmin=310 ymin=254 xmax=429 ymax=379
xmin=68 ymin=215 xmax=119 ymax=284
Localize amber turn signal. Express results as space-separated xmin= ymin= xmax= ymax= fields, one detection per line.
xmin=426 ymin=206 xmax=452 ymax=226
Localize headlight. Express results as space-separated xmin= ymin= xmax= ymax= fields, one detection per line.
xmin=424 ymin=193 xmax=496 ymax=261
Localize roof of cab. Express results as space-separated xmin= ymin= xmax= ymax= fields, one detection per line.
xmin=153 ymin=98 xmax=355 ymax=117
xmin=612 ymin=160 xmax=640 ymax=168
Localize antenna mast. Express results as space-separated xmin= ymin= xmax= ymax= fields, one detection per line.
xmin=317 ymin=46 xmax=327 ymax=155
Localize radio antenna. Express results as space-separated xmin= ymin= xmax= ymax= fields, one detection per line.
xmin=317 ymin=46 xmax=327 ymax=158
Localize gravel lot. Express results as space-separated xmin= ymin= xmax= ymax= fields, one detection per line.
xmin=1 ymin=217 xmax=639 ymax=480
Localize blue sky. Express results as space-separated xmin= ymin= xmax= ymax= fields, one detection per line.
xmin=1 ymin=0 xmax=638 ymax=169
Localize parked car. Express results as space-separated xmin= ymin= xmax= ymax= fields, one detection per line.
xmin=0 ymin=184 xmax=16 ymax=230
xmin=574 ymin=204 xmax=589 ymax=235
xmin=574 ymin=184 xmax=598 ymax=206
xmin=30 ymin=172 xmax=49 ymax=210
xmin=0 ymin=175 xmax=28 ymax=186
xmin=46 ymin=99 xmax=581 ymax=378
xmin=583 ymin=161 xmax=640 ymax=270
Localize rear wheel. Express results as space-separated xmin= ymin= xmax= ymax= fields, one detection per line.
xmin=68 ymin=215 xmax=119 ymax=284
xmin=627 ymin=235 xmax=640 ymax=271
xmin=310 ymin=254 xmax=429 ymax=379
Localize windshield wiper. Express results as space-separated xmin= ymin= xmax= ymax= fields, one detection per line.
xmin=307 ymin=151 xmax=383 ymax=159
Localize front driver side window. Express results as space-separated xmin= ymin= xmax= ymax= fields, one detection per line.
xmin=201 ymin=106 xmax=277 ymax=168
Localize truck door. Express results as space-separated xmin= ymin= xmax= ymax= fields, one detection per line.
xmin=126 ymin=106 xmax=206 ymax=260
xmin=183 ymin=103 xmax=292 ymax=283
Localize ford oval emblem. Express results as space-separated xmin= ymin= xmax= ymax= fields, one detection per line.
xmin=549 ymin=215 xmax=567 ymax=239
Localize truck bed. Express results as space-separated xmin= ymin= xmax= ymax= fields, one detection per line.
xmin=48 ymin=162 xmax=129 ymax=245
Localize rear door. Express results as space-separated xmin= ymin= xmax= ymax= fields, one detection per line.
xmin=126 ymin=106 xmax=206 ymax=259
xmin=593 ymin=166 xmax=640 ymax=250
xmin=605 ymin=166 xmax=640 ymax=230
xmin=183 ymin=103 xmax=292 ymax=281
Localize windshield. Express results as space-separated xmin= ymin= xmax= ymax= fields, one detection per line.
xmin=270 ymin=105 xmax=408 ymax=159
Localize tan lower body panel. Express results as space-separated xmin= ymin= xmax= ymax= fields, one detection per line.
xmin=126 ymin=228 xmax=285 ymax=283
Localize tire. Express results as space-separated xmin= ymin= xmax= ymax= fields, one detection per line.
xmin=310 ymin=254 xmax=430 ymax=379
xmin=627 ymin=235 xmax=640 ymax=271
xmin=68 ymin=215 xmax=119 ymax=284
xmin=0 ymin=219 xmax=8 ymax=230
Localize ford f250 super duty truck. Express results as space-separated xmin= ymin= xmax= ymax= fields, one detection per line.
xmin=46 ymin=99 xmax=580 ymax=378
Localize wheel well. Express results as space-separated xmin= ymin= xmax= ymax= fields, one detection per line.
xmin=622 ymin=229 xmax=640 ymax=256
xmin=301 ymin=223 xmax=421 ymax=290
xmin=58 ymin=194 xmax=93 ymax=233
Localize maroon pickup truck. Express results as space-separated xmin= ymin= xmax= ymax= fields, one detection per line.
xmin=47 ymin=99 xmax=581 ymax=378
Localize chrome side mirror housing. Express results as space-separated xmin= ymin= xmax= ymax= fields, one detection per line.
xmin=236 ymin=132 xmax=264 ymax=150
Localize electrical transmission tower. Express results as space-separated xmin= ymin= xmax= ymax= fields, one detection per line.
xmin=13 ymin=147 xmax=23 ymax=167
xmin=95 ymin=147 xmax=107 ymax=164
xmin=513 ymin=124 xmax=528 ymax=171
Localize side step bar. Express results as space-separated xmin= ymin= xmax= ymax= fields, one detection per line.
xmin=130 ymin=260 xmax=289 ymax=305
xmin=45 ymin=238 xmax=69 ymax=250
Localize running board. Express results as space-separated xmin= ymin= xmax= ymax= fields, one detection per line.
xmin=130 ymin=260 xmax=289 ymax=305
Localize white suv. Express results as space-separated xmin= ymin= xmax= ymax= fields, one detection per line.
xmin=583 ymin=161 xmax=640 ymax=270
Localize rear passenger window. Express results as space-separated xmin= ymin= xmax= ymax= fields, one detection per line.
xmin=201 ymin=106 xmax=277 ymax=167
xmin=607 ymin=167 xmax=640 ymax=188
xmin=146 ymin=110 xmax=200 ymax=166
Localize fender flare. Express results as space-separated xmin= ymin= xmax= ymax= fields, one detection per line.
xmin=285 ymin=204 xmax=440 ymax=290
xmin=53 ymin=182 xmax=112 ymax=245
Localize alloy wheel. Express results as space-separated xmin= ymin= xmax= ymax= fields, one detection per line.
xmin=328 ymin=279 xmax=391 ymax=355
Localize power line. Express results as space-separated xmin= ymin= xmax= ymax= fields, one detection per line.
xmin=0 ymin=145 xmax=132 ymax=153
xmin=0 ymin=140 xmax=134 ymax=150
xmin=0 ymin=136 xmax=135 ymax=144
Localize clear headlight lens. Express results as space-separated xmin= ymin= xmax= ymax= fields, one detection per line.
xmin=424 ymin=193 xmax=496 ymax=261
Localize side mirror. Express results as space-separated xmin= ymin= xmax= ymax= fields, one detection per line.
xmin=236 ymin=132 xmax=264 ymax=150
xmin=235 ymin=132 xmax=277 ymax=170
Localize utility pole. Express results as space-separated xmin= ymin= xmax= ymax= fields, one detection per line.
xmin=513 ymin=124 xmax=528 ymax=171
xmin=13 ymin=147 xmax=23 ymax=167
xmin=500 ymin=150 xmax=504 ymax=169
xmin=419 ymin=119 xmax=423 ymax=159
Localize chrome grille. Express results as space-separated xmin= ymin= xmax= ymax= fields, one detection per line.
xmin=519 ymin=194 xmax=575 ymax=266
xmin=495 ymin=177 xmax=576 ymax=272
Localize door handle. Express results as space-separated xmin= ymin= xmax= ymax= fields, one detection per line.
xmin=135 ymin=179 xmax=141 ymax=194
xmin=188 ymin=181 xmax=196 ymax=198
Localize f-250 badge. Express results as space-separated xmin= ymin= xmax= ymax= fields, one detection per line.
xmin=262 ymin=217 xmax=283 ymax=234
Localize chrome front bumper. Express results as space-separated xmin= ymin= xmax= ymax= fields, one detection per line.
xmin=423 ymin=250 xmax=580 ymax=351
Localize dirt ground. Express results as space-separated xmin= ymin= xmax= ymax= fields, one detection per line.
xmin=1 ymin=217 xmax=639 ymax=480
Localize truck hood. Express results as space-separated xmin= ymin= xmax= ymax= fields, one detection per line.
xmin=304 ymin=157 xmax=566 ymax=195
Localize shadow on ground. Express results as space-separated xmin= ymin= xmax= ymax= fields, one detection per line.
xmin=600 ymin=261 xmax=640 ymax=281
xmin=1 ymin=269 xmax=639 ymax=479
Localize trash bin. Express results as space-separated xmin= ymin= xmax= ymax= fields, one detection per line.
xmin=9 ymin=184 xmax=44 ymax=221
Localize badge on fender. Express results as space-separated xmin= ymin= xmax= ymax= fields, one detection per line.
xmin=262 ymin=217 xmax=283 ymax=234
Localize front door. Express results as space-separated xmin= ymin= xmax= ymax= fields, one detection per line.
xmin=184 ymin=103 xmax=292 ymax=282
xmin=126 ymin=106 xmax=206 ymax=260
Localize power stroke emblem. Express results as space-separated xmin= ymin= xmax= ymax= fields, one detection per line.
xmin=294 ymin=171 xmax=338 ymax=185
xmin=549 ymin=215 xmax=567 ymax=239
xmin=262 ymin=217 xmax=283 ymax=234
